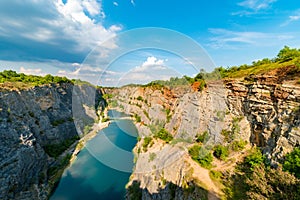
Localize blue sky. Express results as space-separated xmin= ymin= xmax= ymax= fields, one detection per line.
xmin=0 ymin=0 xmax=300 ymax=85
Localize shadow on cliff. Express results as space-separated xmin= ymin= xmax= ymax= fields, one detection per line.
xmin=50 ymin=171 xmax=124 ymax=200
xmin=126 ymin=180 xmax=219 ymax=200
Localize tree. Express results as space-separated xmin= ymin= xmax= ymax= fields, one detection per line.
xmin=244 ymin=147 xmax=264 ymax=171
xmin=246 ymin=163 xmax=300 ymax=200
xmin=276 ymin=46 xmax=300 ymax=62
xmin=283 ymin=147 xmax=300 ymax=178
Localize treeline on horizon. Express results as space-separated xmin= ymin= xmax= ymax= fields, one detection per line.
xmin=125 ymin=45 xmax=300 ymax=88
xmin=0 ymin=70 xmax=95 ymax=87
xmin=0 ymin=70 xmax=72 ymax=85
xmin=216 ymin=45 xmax=300 ymax=79
xmin=1 ymin=46 xmax=299 ymax=88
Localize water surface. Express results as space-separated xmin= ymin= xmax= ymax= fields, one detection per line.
xmin=50 ymin=110 xmax=137 ymax=200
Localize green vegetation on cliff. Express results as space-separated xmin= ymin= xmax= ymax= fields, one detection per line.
xmin=283 ymin=147 xmax=300 ymax=178
xmin=216 ymin=46 xmax=300 ymax=79
xmin=0 ymin=70 xmax=72 ymax=86
xmin=224 ymin=147 xmax=300 ymax=199
xmin=44 ymin=135 xmax=80 ymax=158
xmin=154 ymin=128 xmax=173 ymax=143
xmin=188 ymin=144 xmax=213 ymax=169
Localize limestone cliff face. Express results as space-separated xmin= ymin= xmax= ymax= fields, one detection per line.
xmin=226 ymin=79 xmax=300 ymax=163
xmin=106 ymin=77 xmax=300 ymax=199
xmin=0 ymin=83 xmax=105 ymax=200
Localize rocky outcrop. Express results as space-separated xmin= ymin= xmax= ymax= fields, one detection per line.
xmin=0 ymin=83 xmax=105 ymax=199
xmin=106 ymin=76 xmax=300 ymax=199
xmin=226 ymin=79 xmax=300 ymax=163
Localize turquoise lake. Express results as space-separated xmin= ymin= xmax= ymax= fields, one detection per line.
xmin=50 ymin=110 xmax=138 ymax=200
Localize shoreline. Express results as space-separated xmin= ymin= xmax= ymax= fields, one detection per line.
xmin=69 ymin=120 xmax=110 ymax=163
xmin=48 ymin=110 xmax=110 ymax=197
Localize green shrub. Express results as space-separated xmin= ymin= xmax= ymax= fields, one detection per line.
xmin=188 ymin=145 xmax=213 ymax=169
xmin=196 ymin=131 xmax=209 ymax=143
xmin=283 ymin=147 xmax=300 ymax=178
xmin=103 ymin=93 xmax=113 ymax=99
xmin=83 ymin=125 xmax=92 ymax=134
xmin=51 ymin=119 xmax=66 ymax=126
xmin=209 ymin=170 xmax=223 ymax=181
xmin=101 ymin=117 xmax=110 ymax=122
xmin=230 ymin=140 xmax=247 ymax=151
xmin=136 ymin=96 xmax=143 ymax=101
xmin=165 ymin=108 xmax=172 ymax=122
xmin=148 ymin=153 xmax=156 ymax=162
xmin=142 ymin=137 xmax=153 ymax=152
xmin=143 ymin=110 xmax=150 ymax=119
xmin=127 ymin=181 xmax=142 ymax=200
xmin=213 ymin=145 xmax=229 ymax=160
xmin=188 ymin=144 xmax=201 ymax=160
xmin=154 ymin=128 xmax=173 ymax=143
xmin=216 ymin=111 xmax=225 ymax=121
xmin=244 ymin=147 xmax=264 ymax=171
xmin=134 ymin=114 xmax=141 ymax=122
xmin=109 ymin=100 xmax=118 ymax=107
xmin=44 ymin=136 xmax=79 ymax=158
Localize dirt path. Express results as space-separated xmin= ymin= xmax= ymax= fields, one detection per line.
xmin=212 ymin=144 xmax=251 ymax=172
xmin=185 ymin=155 xmax=222 ymax=199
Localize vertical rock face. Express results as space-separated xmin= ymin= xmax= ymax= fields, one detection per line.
xmin=0 ymin=83 xmax=105 ymax=199
xmin=226 ymin=79 xmax=300 ymax=162
xmin=107 ymin=78 xmax=300 ymax=199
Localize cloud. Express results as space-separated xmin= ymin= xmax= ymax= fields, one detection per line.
xmin=131 ymin=56 xmax=167 ymax=72
xmin=130 ymin=0 xmax=135 ymax=6
xmin=238 ymin=0 xmax=276 ymax=10
xmin=82 ymin=0 xmax=103 ymax=16
xmin=57 ymin=62 xmax=119 ymax=84
xmin=113 ymin=2 xmax=119 ymax=6
xmin=209 ymin=28 xmax=265 ymax=48
xmin=0 ymin=0 xmax=121 ymax=63
xmin=208 ymin=28 xmax=295 ymax=49
xmin=117 ymin=56 xmax=179 ymax=86
xmin=233 ymin=0 xmax=276 ymax=16
xmin=19 ymin=67 xmax=44 ymax=75
xmin=281 ymin=10 xmax=300 ymax=26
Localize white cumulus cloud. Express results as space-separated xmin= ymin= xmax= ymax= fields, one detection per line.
xmin=131 ymin=56 xmax=167 ymax=72
xmin=19 ymin=67 xmax=44 ymax=75
xmin=118 ymin=56 xmax=179 ymax=86
xmin=0 ymin=0 xmax=121 ymax=61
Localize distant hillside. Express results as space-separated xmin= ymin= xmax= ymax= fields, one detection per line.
xmin=216 ymin=46 xmax=300 ymax=81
